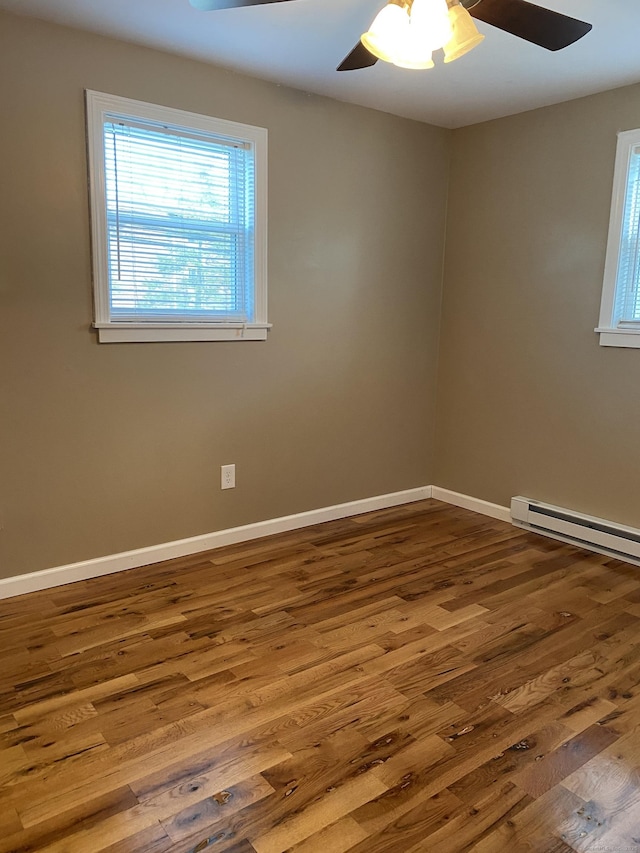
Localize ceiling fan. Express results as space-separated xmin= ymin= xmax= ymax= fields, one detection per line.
xmin=188 ymin=0 xmax=592 ymax=72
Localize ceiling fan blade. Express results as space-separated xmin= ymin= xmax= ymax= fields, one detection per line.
xmin=467 ymin=0 xmax=592 ymax=51
xmin=337 ymin=41 xmax=379 ymax=72
xmin=190 ymin=0 xmax=295 ymax=10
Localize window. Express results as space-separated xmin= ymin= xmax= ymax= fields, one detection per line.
xmin=597 ymin=128 xmax=640 ymax=348
xmin=86 ymin=91 xmax=268 ymax=342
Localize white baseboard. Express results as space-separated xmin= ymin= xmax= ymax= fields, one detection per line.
xmin=0 ymin=485 xmax=515 ymax=601
xmin=431 ymin=487 xmax=511 ymax=524
xmin=0 ymin=486 xmax=433 ymax=601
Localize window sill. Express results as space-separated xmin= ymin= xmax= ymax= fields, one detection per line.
xmin=595 ymin=327 xmax=640 ymax=349
xmin=94 ymin=323 xmax=271 ymax=343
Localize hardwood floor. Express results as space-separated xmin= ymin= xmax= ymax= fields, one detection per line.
xmin=1 ymin=498 xmax=639 ymax=852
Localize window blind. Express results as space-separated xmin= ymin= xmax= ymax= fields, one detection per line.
xmin=103 ymin=117 xmax=255 ymax=323
xmin=615 ymin=143 xmax=640 ymax=325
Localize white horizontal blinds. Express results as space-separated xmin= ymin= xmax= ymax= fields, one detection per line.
xmin=103 ymin=116 xmax=255 ymax=323
xmin=615 ymin=144 xmax=640 ymax=325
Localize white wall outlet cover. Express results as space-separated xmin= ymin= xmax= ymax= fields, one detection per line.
xmin=221 ymin=464 xmax=236 ymax=490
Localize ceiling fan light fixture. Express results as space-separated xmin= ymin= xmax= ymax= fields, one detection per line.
xmin=360 ymin=3 xmax=411 ymax=64
xmin=392 ymin=55 xmax=435 ymax=70
xmin=443 ymin=3 xmax=485 ymax=63
xmin=391 ymin=16 xmax=436 ymax=70
xmin=360 ymin=0 xmax=437 ymax=69
xmin=409 ymin=0 xmax=453 ymax=51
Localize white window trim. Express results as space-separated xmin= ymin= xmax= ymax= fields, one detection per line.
xmin=596 ymin=128 xmax=640 ymax=349
xmin=85 ymin=90 xmax=269 ymax=343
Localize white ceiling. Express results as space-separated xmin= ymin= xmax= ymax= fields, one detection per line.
xmin=1 ymin=0 xmax=639 ymax=128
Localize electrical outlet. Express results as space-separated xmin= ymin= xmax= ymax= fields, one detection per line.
xmin=221 ymin=464 xmax=236 ymax=490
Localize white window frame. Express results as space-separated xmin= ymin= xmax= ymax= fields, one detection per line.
xmin=596 ymin=128 xmax=640 ymax=348
xmin=85 ymin=91 xmax=269 ymax=343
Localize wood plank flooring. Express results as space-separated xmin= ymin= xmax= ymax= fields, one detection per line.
xmin=1 ymin=498 xmax=639 ymax=852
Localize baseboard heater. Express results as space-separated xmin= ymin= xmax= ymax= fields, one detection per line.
xmin=511 ymin=496 xmax=640 ymax=566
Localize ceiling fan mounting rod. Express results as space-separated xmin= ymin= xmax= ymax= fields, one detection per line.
xmin=385 ymin=0 xmax=481 ymax=8
xmin=385 ymin=0 xmax=478 ymax=12
xmin=385 ymin=0 xmax=481 ymax=10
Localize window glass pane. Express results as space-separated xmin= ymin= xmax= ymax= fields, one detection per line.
xmin=615 ymin=145 xmax=640 ymax=323
xmin=103 ymin=120 xmax=255 ymax=322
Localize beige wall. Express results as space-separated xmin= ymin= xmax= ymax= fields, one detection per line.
xmin=0 ymin=12 xmax=450 ymax=579
xmin=435 ymin=84 xmax=640 ymax=526
xmin=4 ymin=10 xmax=639 ymax=584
